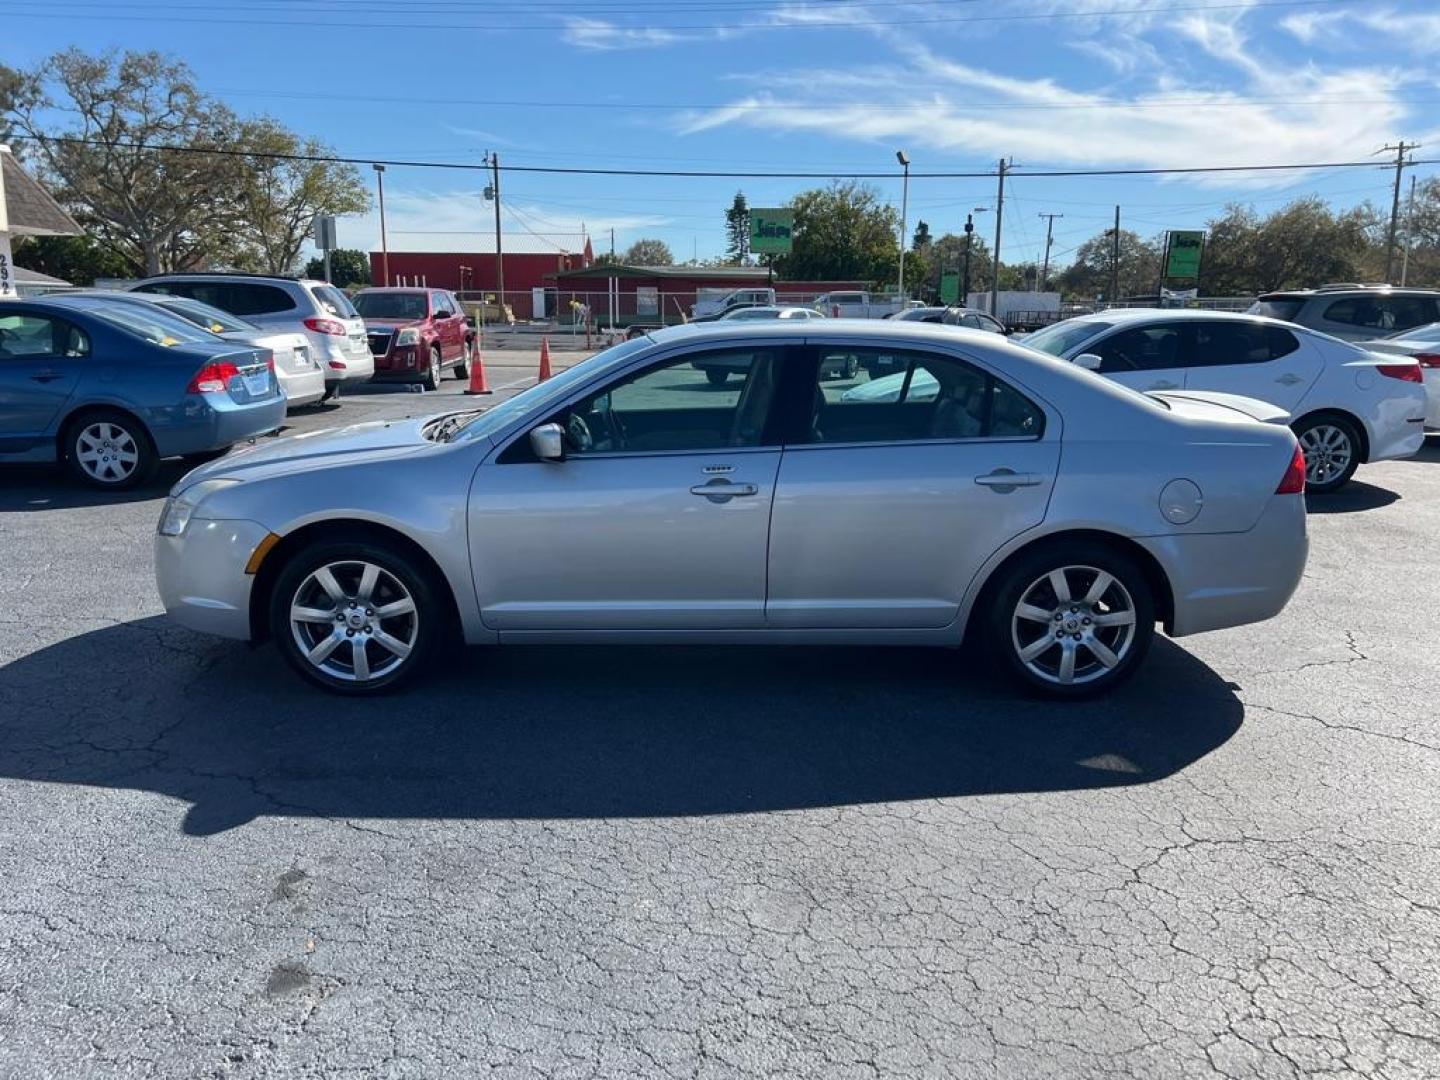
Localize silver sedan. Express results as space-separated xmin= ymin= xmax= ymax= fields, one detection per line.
xmin=155 ymin=322 xmax=1309 ymax=697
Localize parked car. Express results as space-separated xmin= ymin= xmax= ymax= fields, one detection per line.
xmin=1249 ymin=284 xmax=1440 ymax=342
xmin=1361 ymin=321 xmax=1440 ymax=433
xmin=0 ymin=296 xmax=285 ymax=489
xmin=155 ymin=321 xmax=1307 ymax=699
xmin=889 ymin=306 xmax=1009 ymax=334
xmin=811 ymin=290 xmax=906 ymax=319
xmin=352 ymin=287 xmax=475 ymax=390
xmin=129 ymin=273 xmax=373 ymax=400
xmin=60 ymin=291 xmax=325 ymax=410
xmin=694 ymin=311 xmax=855 ymax=385
xmin=718 ymin=305 xmax=826 ymax=321
xmin=1022 ymin=310 xmax=1427 ymax=493
xmin=691 ymin=287 xmax=776 ymax=319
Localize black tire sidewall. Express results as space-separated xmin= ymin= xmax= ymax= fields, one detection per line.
xmin=268 ymin=539 xmax=443 ymax=695
xmin=1293 ymin=413 xmax=1360 ymax=494
xmin=986 ymin=541 xmax=1156 ymax=699
xmin=64 ymin=409 xmax=157 ymax=490
xmin=424 ymin=346 xmax=442 ymax=390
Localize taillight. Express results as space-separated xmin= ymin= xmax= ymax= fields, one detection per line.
xmin=1376 ymin=362 xmax=1423 ymax=383
xmin=304 ymin=317 xmax=347 ymax=336
xmin=1413 ymin=353 xmax=1440 ymax=369
xmin=186 ymin=360 xmax=240 ymax=394
xmin=1276 ymin=443 xmax=1306 ymax=495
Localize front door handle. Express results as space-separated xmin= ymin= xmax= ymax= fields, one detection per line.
xmin=690 ymin=479 xmax=759 ymax=503
xmin=975 ymin=470 xmax=1042 ymax=492
xmin=29 ymin=370 xmax=64 ymax=383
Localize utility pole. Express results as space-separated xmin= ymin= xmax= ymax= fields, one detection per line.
xmin=989 ymin=158 xmax=1007 ymax=318
xmin=1401 ymin=173 xmax=1418 ymax=287
xmin=1038 ymin=212 xmax=1062 ymax=292
xmin=1379 ymin=141 xmax=1417 ymax=283
xmin=373 ymin=164 xmax=389 ymax=287
xmin=1109 ymin=204 xmax=1121 ymax=305
xmin=488 ymin=152 xmax=505 ymax=314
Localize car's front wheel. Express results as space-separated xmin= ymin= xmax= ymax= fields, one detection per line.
xmin=422 ymin=345 xmax=443 ymax=391
xmin=454 ymin=338 xmax=472 ymax=380
xmin=1293 ymin=413 xmax=1360 ymax=493
xmin=64 ymin=409 xmax=158 ymax=490
xmin=987 ymin=542 xmax=1155 ymax=698
xmin=269 ymin=539 xmax=443 ymax=694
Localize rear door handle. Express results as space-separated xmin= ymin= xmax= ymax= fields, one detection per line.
xmin=690 ymin=479 xmax=759 ymax=502
xmin=29 ymin=370 xmax=64 ymax=383
xmin=1276 ymin=373 xmax=1304 ymax=386
xmin=1147 ymin=380 xmax=1180 ymax=390
xmin=975 ymin=470 xmax=1042 ymax=491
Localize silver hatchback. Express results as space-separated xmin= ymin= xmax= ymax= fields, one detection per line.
xmin=155 ymin=322 xmax=1309 ymax=698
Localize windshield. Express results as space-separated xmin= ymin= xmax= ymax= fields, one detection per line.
xmin=61 ymin=299 xmax=213 ymax=347
xmin=354 ymin=292 xmax=429 ymax=320
xmin=1022 ymin=319 xmax=1111 ymax=356
xmin=157 ymin=297 xmax=258 ymax=334
xmin=1383 ymin=321 xmax=1440 ymax=344
xmin=1248 ymin=299 xmax=1304 ymax=321
xmin=451 ymin=335 xmax=654 ymax=442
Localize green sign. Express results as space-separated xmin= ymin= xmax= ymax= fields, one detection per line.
xmin=750 ymin=208 xmax=794 ymax=255
xmin=1165 ymin=231 xmax=1205 ymax=280
xmin=940 ymin=271 xmax=960 ymax=305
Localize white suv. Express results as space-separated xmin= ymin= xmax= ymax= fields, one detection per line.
xmin=1023 ymin=309 xmax=1427 ymax=493
xmin=1249 ymin=285 xmax=1440 ymax=342
xmin=130 ymin=274 xmax=374 ymax=399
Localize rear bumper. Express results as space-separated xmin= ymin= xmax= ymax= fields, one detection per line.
xmin=150 ymin=396 xmax=287 ymax=458
xmin=278 ymin=367 xmax=327 ymax=409
xmin=155 ymin=518 xmax=267 ymax=640
xmin=1137 ymin=494 xmax=1308 ymax=638
xmin=1359 ymin=382 xmax=1427 ymax=462
xmin=318 ymin=342 xmax=376 ymax=385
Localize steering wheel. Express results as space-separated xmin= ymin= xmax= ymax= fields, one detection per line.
xmin=565 ymin=412 xmax=594 ymax=452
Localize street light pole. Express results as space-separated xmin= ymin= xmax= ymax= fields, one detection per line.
xmin=963 ymin=207 xmax=989 ymax=308
xmin=895 ymin=150 xmax=911 ymax=299
xmin=373 ymin=163 xmax=389 ymax=287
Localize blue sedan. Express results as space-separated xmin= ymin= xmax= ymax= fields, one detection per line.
xmin=0 ymin=295 xmax=286 ymax=488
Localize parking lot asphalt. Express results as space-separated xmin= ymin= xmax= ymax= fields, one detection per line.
xmin=1 ymin=360 xmax=1438 ymax=1078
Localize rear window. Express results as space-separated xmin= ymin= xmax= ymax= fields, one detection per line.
xmin=310 ymin=285 xmax=358 ymax=319
xmin=83 ymin=303 xmax=213 ymax=347
xmin=135 ymin=280 xmax=296 ymax=317
xmin=1249 ymin=298 xmax=1304 ymax=321
xmin=1023 ymin=319 xmax=1111 ymax=357
xmin=158 ymin=298 xmax=257 ymax=334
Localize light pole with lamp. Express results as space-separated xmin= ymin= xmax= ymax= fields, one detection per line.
xmin=895 ymin=150 xmax=911 ymax=300
xmin=962 ymin=206 xmax=989 ymax=307
xmin=373 ymin=163 xmax=390 ymax=287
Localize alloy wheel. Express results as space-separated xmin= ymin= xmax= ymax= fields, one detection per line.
xmin=1298 ymin=423 xmax=1352 ymax=487
xmin=75 ymin=422 xmax=139 ymax=484
xmin=1010 ymin=564 xmax=1138 ymax=686
xmin=288 ymin=560 xmax=419 ymax=683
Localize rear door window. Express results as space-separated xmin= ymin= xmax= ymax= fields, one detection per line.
xmin=1190 ymin=321 xmax=1299 ymax=366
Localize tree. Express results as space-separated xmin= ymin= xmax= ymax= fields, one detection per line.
xmin=1199 ymin=197 xmax=1375 ymax=295
xmin=775 ymin=181 xmax=899 ymax=285
xmin=622 ymin=238 xmax=673 ymax=266
xmin=1 ymin=49 xmax=246 ymax=275
xmin=230 ymin=118 xmax=369 ymax=275
xmin=302 ymin=248 xmax=371 ymax=288
xmin=912 ymin=220 xmax=932 ymax=250
xmin=724 ymin=191 xmax=751 ymax=264
xmin=12 ymin=234 xmax=130 ymax=285
xmin=1057 ymin=229 xmax=1162 ymax=299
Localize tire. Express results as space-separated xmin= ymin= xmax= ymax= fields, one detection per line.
xmin=422 ymin=345 xmax=443 ymax=391
xmin=1292 ymin=413 xmax=1361 ymax=494
xmin=986 ymin=541 xmax=1155 ymax=699
xmin=268 ymin=538 xmax=444 ymax=695
xmin=705 ymin=369 xmax=729 ymax=387
xmin=454 ymin=338 xmax=472 ymax=380
xmin=63 ymin=409 xmax=158 ymax=490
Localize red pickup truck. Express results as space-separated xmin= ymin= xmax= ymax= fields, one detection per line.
xmin=352 ymin=287 xmax=475 ymax=390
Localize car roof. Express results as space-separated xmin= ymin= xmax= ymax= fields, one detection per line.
xmin=649 ymin=319 xmax=1012 ymax=346
xmin=1062 ymin=308 xmax=1288 ymax=326
xmin=1259 ymin=286 xmax=1440 ymax=299
xmin=354 ymin=286 xmax=432 ymax=294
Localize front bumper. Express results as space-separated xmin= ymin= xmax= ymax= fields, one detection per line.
xmin=155 ymin=518 xmax=270 ymax=640
xmin=1137 ymin=494 xmax=1308 ymax=638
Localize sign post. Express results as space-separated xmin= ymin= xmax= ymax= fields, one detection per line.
xmin=312 ymin=215 xmax=337 ymax=283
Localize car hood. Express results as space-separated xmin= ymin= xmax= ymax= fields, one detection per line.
xmin=176 ymin=415 xmax=440 ymax=490
xmin=1148 ymin=389 xmax=1290 ymax=424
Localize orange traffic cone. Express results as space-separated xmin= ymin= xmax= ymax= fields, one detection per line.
xmin=463 ymin=339 xmax=492 ymax=395
xmin=538 ymin=335 xmax=553 ymax=382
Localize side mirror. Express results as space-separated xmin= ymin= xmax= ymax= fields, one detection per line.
xmin=529 ymin=423 xmax=565 ymax=462
xmin=1074 ymin=353 xmax=1103 ymax=371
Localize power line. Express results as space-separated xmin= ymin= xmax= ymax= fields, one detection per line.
xmin=15 ymin=135 xmax=1440 ymax=181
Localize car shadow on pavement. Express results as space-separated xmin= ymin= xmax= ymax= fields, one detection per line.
xmin=1306 ymin=480 xmax=1400 ymax=515
xmin=0 ymin=461 xmax=190 ymax=511
xmin=0 ymin=618 xmax=1243 ymax=835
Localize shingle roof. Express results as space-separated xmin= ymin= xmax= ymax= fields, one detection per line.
xmin=1 ymin=149 xmax=82 ymax=237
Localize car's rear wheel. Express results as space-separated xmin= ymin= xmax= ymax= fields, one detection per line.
xmin=422 ymin=345 xmax=443 ymax=391
xmin=64 ymin=409 xmax=157 ymax=490
xmin=705 ymin=369 xmax=729 ymax=386
xmin=454 ymin=338 xmax=472 ymax=380
xmin=1293 ymin=413 xmax=1360 ymax=493
xmin=987 ymin=542 xmax=1155 ymax=699
xmin=269 ymin=539 xmax=443 ymax=694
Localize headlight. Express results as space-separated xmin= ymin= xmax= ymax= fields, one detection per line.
xmin=158 ymin=479 xmax=240 ymax=536
xmin=395 ymin=328 xmax=420 ymax=346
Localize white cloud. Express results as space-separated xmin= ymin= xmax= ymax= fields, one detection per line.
xmin=1280 ymin=6 xmax=1440 ymax=53
xmin=561 ymin=18 xmax=699 ymax=51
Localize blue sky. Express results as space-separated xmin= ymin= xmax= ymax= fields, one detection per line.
xmin=6 ymin=0 xmax=1439 ymax=269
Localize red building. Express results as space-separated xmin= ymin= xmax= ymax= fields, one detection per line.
xmin=369 ymin=233 xmax=593 ymax=320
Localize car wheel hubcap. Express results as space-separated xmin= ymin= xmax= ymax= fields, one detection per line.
xmin=289 ymin=560 xmax=418 ymax=683
xmin=75 ymin=422 xmax=139 ymax=483
xmin=1299 ymin=424 xmax=1352 ymax=485
xmin=1011 ymin=565 xmax=1136 ymax=686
